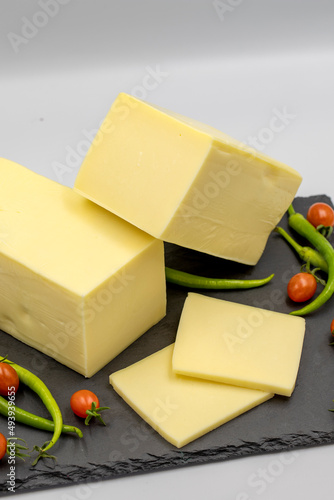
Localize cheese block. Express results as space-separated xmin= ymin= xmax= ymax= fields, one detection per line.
xmin=109 ymin=344 xmax=273 ymax=448
xmin=0 ymin=158 xmax=166 ymax=377
xmin=172 ymin=293 xmax=305 ymax=397
xmin=74 ymin=92 xmax=302 ymax=265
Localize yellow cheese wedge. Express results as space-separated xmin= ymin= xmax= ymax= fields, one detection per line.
xmin=110 ymin=344 xmax=273 ymax=448
xmin=172 ymin=293 xmax=305 ymax=397
xmin=74 ymin=92 xmax=302 ymax=265
xmin=0 ymin=158 xmax=166 ymax=377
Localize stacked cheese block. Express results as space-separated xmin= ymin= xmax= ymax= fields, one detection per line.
xmin=0 ymin=92 xmax=303 ymax=398
xmin=74 ymin=93 xmax=302 ymax=265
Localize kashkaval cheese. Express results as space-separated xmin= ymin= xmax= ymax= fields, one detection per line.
xmin=0 ymin=158 xmax=166 ymax=377
xmin=109 ymin=344 xmax=273 ymax=448
xmin=74 ymin=92 xmax=302 ymax=265
xmin=172 ymin=293 xmax=306 ymax=397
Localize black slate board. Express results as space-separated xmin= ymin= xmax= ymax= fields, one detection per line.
xmin=1 ymin=195 xmax=334 ymax=496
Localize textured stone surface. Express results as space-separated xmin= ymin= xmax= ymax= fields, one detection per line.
xmin=1 ymin=195 xmax=334 ymax=496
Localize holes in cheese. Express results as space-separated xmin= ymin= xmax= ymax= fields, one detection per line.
xmin=109 ymin=344 xmax=273 ymax=448
xmin=0 ymin=158 xmax=166 ymax=377
xmin=172 ymin=293 xmax=306 ymax=397
xmin=74 ymin=92 xmax=302 ymax=265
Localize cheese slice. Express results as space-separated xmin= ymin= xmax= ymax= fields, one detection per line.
xmin=74 ymin=92 xmax=302 ymax=265
xmin=0 ymin=158 xmax=166 ymax=377
xmin=110 ymin=344 xmax=273 ymax=448
xmin=172 ymin=293 xmax=305 ymax=397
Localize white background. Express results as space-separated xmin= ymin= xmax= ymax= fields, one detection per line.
xmin=1 ymin=1 xmax=334 ymax=499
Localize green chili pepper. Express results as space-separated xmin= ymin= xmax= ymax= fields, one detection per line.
xmin=0 ymin=356 xmax=63 ymax=455
xmin=0 ymin=395 xmax=82 ymax=437
xmin=287 ymin=204 xmax=334 ymax=316
xmin=165 ymin=267 xmax=274 ymax=289
xmin=274 ymin=226 xmax=328 ymax=273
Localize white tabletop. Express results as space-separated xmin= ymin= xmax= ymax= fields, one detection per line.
xmin=1 ymin=1 xmax=334 ymax=498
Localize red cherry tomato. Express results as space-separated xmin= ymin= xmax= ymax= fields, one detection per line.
xmin=70 ymin=390 xmax=99 ymax=419
xmin=331 ymin=319 xmax=334 ymax=337
xmin=0 ymin=433 xmax=7 ymax=460
xmin=307 ymin=202 xmax=334 ymax=229
xmin=287 ymin=273 xmax=317 ymax=303
xmin=0 ymin=363 xmax=19 ymax=396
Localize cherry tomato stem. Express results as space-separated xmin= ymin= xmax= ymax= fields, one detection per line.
xmin=70 ymin=390 xmax=110 ymax=426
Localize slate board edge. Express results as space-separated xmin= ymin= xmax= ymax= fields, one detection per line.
xmin=1 ymin=429 xmax=334 ymax=497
